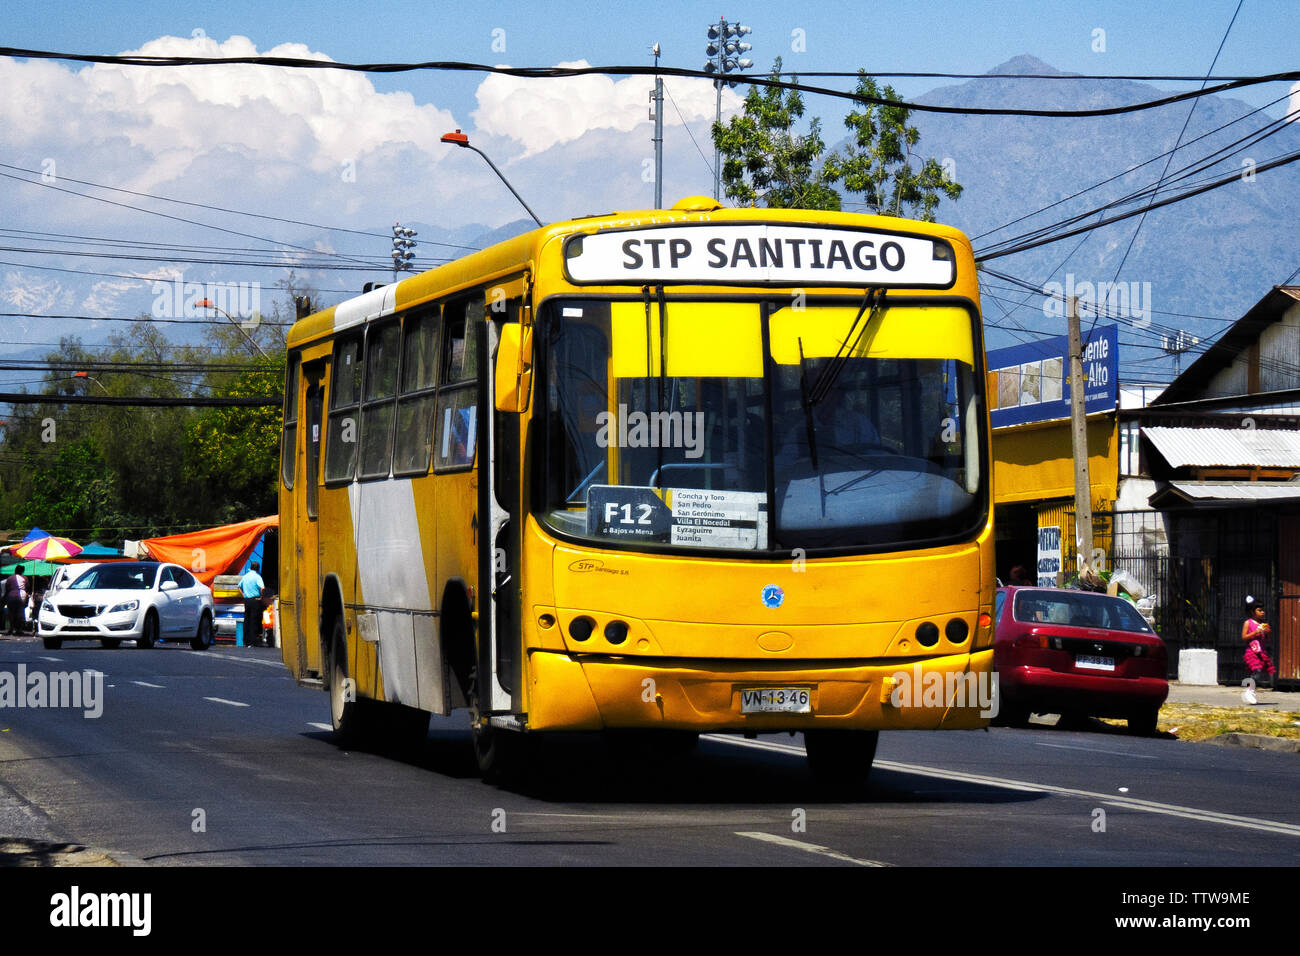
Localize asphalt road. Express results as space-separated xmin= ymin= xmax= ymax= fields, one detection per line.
xmin=1 ymin=636 xmax=1297 ymax=868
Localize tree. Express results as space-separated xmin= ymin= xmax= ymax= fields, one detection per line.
xmin=712 ymin=58 xmax=841 ymax=211
xmin=822 ymin=71 xmax=963 ymax=221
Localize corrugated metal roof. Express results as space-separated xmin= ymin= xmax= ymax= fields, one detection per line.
xmin=1141 ymin=426 xmax=1300 ymax=468
xmin=1164 ymin=481 xmax=1300 ymax=502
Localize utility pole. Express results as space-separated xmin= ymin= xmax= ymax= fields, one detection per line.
xmin=1067 ymin=296 xmax=1095 ymax=584
xmin=1162 ymin=329 xmax=1199 ymax=377
xmin=651 ymin=43 xmax=663 ymax=208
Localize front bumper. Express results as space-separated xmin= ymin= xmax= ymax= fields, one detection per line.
xmin=525 ymin=648 xmax=995 ymax=732
xmin=38 ymin=611 xmax=143 ymax=640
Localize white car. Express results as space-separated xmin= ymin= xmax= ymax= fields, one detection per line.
xmin=39 ymin=561 xmax=215 ymax=650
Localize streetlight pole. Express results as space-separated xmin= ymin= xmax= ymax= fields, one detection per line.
xmin=198 ymin=298 xmax=269 ymax=359
xmin=73 ymin=371 xmax=108 ymax=393
xmin=703 ymin=17 xmax=753 ymax=202
xmin=441 ymin=130 xmax=544 ymax=227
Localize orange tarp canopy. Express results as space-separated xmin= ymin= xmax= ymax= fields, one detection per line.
xmin=140 ymin=515 xmax=278 ymax=588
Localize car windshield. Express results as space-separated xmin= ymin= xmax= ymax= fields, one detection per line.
xmin=1013 ymin=590 xmax=1152 ymax=633
xmin=537 ymin=296 xmax=986 ymax=553
xmin=69 ymin=565 xmax=155 ymax=591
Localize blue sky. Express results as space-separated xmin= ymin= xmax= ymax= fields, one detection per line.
xmin=0 ymin=0 xmax=1296 ymax=348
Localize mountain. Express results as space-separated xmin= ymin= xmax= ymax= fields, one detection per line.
xmin=826 ymin=55 xmax=1300 ymax=377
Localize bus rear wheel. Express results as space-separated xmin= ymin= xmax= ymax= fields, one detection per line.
xmin=328 ymin=617 xmax=372 ymax=749
xmin=804 ymin=729 xmax=879 ymax=787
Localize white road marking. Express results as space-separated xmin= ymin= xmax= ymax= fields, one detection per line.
xmin=132 ymin=681 xmax=165 ymax=689
xmin=735 ymin=831 xmax=888 ymax=866
xmin=203 ymin=697 xmax=250 ymax=708
xmin=705 ymin=734 xmax=1300 ymax=837
xmin=38 ymin=656 xmax=62 ymax=662
xmin=1034 ymin=741 xmax=1162 ymax=759
xmin=307 ymin=722 xmax=333 ymax=731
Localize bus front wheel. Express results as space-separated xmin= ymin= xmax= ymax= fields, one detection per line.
xmin=804 ymin=729 xmax=879 ymax=787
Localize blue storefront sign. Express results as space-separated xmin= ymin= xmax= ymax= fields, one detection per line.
xmin=988 ymin=324 xmax=1117 ymax=428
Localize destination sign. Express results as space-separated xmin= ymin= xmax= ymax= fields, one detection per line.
xmin=564 ymin=224 xmax=955 ymax=287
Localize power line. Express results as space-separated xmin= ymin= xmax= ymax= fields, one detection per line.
xmin=1104 ymin=0 xmax=1244 ymax=313
xmin=3 ymin=46 xmax=1297 ymax=118
xmin=973 ymin=147 xmax=1300 ymax=261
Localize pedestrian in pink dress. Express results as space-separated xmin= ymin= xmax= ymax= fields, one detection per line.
xmin=1241 ymin=600 xmax=1276 ymax=704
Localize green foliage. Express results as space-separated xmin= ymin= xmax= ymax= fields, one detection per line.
xmin=822 ymin=72 xmax=963 ymax=221
xmin=0 ymin=283 xmax=292 ymax=541
xmin=712 ymin=59 xmax=841 ymax=211
xmin=186 ymin=353 xmax=286 ymax=517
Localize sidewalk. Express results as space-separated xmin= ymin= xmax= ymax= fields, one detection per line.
xmin=1160 ymin=680 xmax=1300 ymax=752
xmin=1165 ymin=680 xmax=1296 ymax=710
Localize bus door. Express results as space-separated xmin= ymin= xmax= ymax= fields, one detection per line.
xmin=297 ymin=359 xmax=326 ymax=677
xmin=478 ymin=299 xmax=525 ymax=716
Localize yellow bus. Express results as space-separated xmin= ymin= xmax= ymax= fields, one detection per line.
xmin=279 ymin=196 xmax=995 ymax=784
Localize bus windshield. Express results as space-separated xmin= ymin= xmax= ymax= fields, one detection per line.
xmin=538 ymin=296 xmax=986 ymax=553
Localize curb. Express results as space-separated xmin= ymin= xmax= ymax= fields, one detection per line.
xmin=1201 ymin=733 xmax=1300 ymax=753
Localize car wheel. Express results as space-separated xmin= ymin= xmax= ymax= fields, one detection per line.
xmin=43 ymin=637 xmax=62 ymax=650
xmin=804 ymin=729 xmax=880 ymax=787
xmin=1128 ymin=706 xmax=1160 ymax=737
xmin=190 ymin=612 xmax=213 ymax=651
xmin=100 ymin=639 xmax=121 ymax=649
xmin=138 ymin=611 xmax=158 ymax=649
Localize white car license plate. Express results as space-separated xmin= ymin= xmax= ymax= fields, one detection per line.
xmin=1076 ymin=655 xmax=1116 ymax=672
xmin=741 ymin=687 xmax=811 ymax=714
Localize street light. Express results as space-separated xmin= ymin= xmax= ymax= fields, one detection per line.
xmin=197 ymin=298 xmax=269 ymax=359
xmin=704 ymin=17 xmax=754 ymax=201
xmin=440 ymin=129 xmax=544 ymax=227
xmin=73 ymin=371 xmax=108 ymax=393
xmin=392 ymin=222 xmax=417 ymax=283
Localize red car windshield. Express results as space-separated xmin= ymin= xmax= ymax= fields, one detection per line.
xmin=1013 ymin=591 xmax=1152 ymax=634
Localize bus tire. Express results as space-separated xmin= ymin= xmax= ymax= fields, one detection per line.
xmin=327 ymin=615 xmax=374 ymax=749
xmin=471 ymin=707 xmax=533 ymax=785
xmin=804 ymin=729 xmax=879 ymax=787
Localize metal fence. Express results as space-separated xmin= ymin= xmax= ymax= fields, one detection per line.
xmin=1091 ymin=509 xmax=1277 ymax=683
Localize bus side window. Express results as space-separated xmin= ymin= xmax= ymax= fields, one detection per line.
xmin=359 ymin=319 xmax=401 ymax=479
xmin=282 ymin=351 xmax=300 ymax=490
xmin=324 ymin=335 xmax=363 ymax=483
xmin=394 ymin=307 xmax=440 ymax=476
xmin=434 ymin=297 xmax=482 ymax=470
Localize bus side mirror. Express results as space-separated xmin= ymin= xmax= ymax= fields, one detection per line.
xmin=494 ymin=323 xmax=533 ymax=414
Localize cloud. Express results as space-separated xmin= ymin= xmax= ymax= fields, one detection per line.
xmin=472 ymin=60 xmax=742 ymax=158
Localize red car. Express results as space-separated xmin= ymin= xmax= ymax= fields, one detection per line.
xmin=993 ymin=586 xmax=1169 ymax=735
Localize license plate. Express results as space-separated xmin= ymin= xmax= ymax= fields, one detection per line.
xmin=741 ymin=687 xmax=812 ymax=714
xmin=1076 ymin=655 xmax=1115 ymax=672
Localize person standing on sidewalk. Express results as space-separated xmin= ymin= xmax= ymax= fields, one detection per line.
xmin=239 ymin=562 xmax=266 ymax=648
xmin=1241 ymin=599 xmax=1276 ymax=704
xmin=2 ymin=566 xmax=28 ymax=636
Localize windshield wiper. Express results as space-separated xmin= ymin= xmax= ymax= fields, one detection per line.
xmin=807 ymin=287 xmax=885 ymax=408
xmin=797 ymin=336 xmax=820 ymax=471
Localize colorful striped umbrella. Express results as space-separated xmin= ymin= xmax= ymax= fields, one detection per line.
xmin=11 ymin=535 xmax=83 ymax=561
